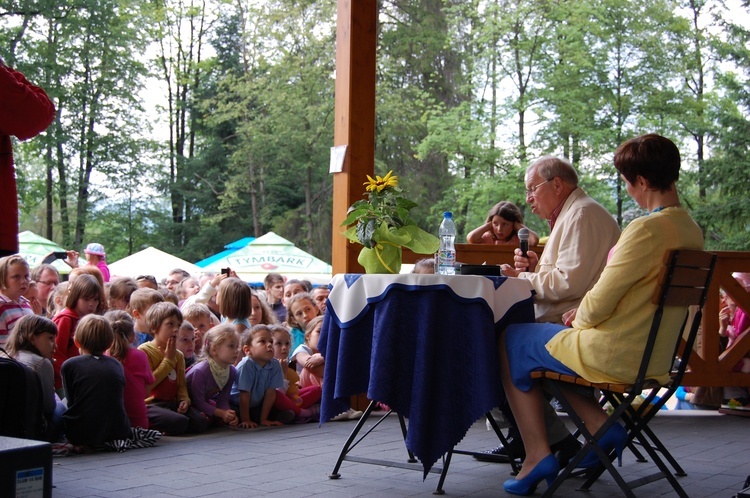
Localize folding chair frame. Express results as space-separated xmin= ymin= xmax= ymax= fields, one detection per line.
xmin=531 ymin=249 xmax=716 ymax=497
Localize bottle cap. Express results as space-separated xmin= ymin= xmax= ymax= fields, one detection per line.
xmin=444 ymin=211 xmax=452 ymax=218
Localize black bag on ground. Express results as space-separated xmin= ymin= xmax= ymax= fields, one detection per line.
xmin=0 ymin=347 xmax=45 ymax=440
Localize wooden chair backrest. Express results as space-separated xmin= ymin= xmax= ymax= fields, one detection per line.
xmin=652 ymin=250 xmax=716 ymax=308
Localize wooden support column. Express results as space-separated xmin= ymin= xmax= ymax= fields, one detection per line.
xmin=331 ymin=0 xmax=377 ymax=275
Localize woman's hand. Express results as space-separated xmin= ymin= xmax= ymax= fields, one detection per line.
xmin=238 ymin=420 xmax=257 ymax=429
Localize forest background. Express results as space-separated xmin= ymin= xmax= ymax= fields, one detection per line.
xmin=2 ymin=0 xmax=749 ymax=266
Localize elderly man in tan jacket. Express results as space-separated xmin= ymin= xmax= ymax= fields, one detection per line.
xmin=475 ymin=156 xmax=621 ymax=466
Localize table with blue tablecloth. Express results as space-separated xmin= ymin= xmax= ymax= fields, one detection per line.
xmin=319 ymin=273 xmax=535 ymax=476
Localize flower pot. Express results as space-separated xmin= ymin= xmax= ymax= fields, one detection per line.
xmin=358 ymin=244 xmax=402 ymax=274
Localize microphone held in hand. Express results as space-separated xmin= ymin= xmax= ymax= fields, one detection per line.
xmin=518 ymin=228 xmax=530 ymax=272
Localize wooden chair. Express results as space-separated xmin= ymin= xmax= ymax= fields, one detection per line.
xmin=530 ymin=249 xmax=717 ymax=497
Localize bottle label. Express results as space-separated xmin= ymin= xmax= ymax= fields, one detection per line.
xmin=437 ymin=250 xmax=456 ymax=275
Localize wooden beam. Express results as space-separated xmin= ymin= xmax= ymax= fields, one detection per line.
xmin=331 ymin=0 xmax=377 ymax=274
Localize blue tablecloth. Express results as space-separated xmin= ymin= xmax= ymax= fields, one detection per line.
xmin=319 ymin=274 xmax=535 ymax=475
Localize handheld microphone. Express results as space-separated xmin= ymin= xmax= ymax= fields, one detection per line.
xmin=518 ymin=228 xmax=530 ymax=272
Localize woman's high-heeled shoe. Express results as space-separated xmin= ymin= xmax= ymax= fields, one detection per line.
xmin=502 ymin=453 xmax=560 ymax=496
xmin=577 ymin=422 xmax=627 ymax=469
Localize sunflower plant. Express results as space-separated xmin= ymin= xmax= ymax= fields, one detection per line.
xmin=341 ymin=171 xmax=439 ymax=274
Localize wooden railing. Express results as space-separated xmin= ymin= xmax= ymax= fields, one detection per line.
xmin=404 ymin=246 xmax=750 ymax=387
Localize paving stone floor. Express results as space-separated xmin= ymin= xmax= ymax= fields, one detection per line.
xmin=52 ymin=409 xmax=749 ymax=497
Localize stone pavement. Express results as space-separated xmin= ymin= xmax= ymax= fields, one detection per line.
xmin=52 ymin=409 xmax=749 ymax=497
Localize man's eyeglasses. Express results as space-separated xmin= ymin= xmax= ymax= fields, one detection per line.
xmin=37 ymin=280 xmax=58 ymax=287
xmin=136 ymin=275 xmax=157 ymax=284
xmin=525 ymin=178 xmax=553 ymax=196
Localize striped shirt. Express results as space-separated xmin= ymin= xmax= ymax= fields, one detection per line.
xmin=0 ymin=293 xmax=33 ymax=347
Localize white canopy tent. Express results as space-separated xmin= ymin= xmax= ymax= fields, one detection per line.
xmin=108 ymin=247 xmax=203 ymax=281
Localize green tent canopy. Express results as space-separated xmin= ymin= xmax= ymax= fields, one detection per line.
xmin=17 ymin=230 xmax=73 ymax=275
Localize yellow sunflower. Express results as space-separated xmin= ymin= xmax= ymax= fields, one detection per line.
xmin=364 ymin=170 xmax=399 ymax=192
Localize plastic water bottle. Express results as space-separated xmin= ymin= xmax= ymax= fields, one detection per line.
xmin=437 ymin=212 xmax=457 ymax=275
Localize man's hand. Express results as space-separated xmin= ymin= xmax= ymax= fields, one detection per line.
xmin=513 ymin=248 xmax=539 ymax=273
xmin=238 ymin=420 xmax=257 ymax=429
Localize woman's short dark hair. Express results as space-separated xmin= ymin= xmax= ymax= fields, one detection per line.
xmin=614 ymin=134 xmax=680 ymax=192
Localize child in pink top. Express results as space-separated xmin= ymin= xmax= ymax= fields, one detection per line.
xmin=271 ymin=325 xmax=320 ymax=422
xmin=105 ymin=310 xmax=154 ymax=429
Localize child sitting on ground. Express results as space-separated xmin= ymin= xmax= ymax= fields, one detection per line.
xmin=0 ymin=255 xmax=35 ymax=349
xmin=285 ymin=292 xmax=321 ymax=357
xmin=53 ymin=274 xmax=104 ymax=396
xmin=138 ymin=302 xmax=209 ymax=435
xmin=108 ymin=277 xmax=138 ymax=311
xmin=291 ymin=315 xmax=325 ymax=388
xmin=105 ymin=310 xmax=154 ymax=429
xmin=250 ymin=290 xmax=278 ymax=326
xmin=176 ymin=320 xmax=197 ymax=369
xmin=217 ymin=277 xmax=253 ymax=335
xmin=6 ymin=314 xmax=66 ymax=441
xmin=182 ymin=303 xmax=213 ymax=358
xmin=129 ymin=288 xmax=164 ymax=346
xmin=186 ymin=324 xmax=239 ymax=427
xmin=61 ymin=315 xmax=131 ymax=447
xmin=271 ymin=325 xmax=321 ymax=423
xmin=230 ymin=324 xmax=292 ymax=428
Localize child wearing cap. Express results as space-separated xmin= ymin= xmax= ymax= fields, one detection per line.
xmin=83 ymin=243 xmax=110 ymax=282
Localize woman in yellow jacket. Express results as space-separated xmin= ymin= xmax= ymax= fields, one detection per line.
xmin=500 ymin=134 xmax=704 ymax=495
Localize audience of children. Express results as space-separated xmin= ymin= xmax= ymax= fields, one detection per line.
xmin=176 ymin=320 xmax=197 ymax=369
xmin=182 ymin=303 xmax=213 ymax=358
xmin=105 ymin=310 xmax=154 ymax=429
xmin=264 ymin=273 xmax=287 ymax=323
xmin=52 ymin=273 xmax=103 ymax=395
xmin=5 ymin=314 xmax=66 ymax=441
xmin=0 ymin=255 xmax=34 ymax=348
xmin=185 ymin=324 xmax=239 ymax=427
xmin=230 ymin=325 xmax=292 ymax=428
xmin=285 ymin=292 xmax=322 ymax=356
xmin=23 ymin=280 xmax=43 ymax=315
xmin=412 ymin=258 xmax=436 ymax=274
xmin=138 ymin=302 xmax=209 ymax=435
xmin=291 ymin=315 xmax=325 ymax=388
xmin=311 ymin=286 xmax=329 ymax=314
xmin=2 ymin=262 xmax=384 ymax=454
xmin=61 ymin=315 xmax=130 ymax=446
xmin=129 ymin=288 xmax=164 ymax=346
xmin=217 ymin=277 xmax=253 ymax=335
xmin=108 ymin=276 xmax=138 ymax=311
xmin=271 ymin=325 xmax=321 ymax=423
xmin=30 ymin=263 xmax=60 ymax=317
xmin=250 ymin=289 xmax=277 ymax=326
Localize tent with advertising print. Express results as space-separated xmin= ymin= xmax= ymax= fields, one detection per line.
xmin=17 ymin=230 xmax=73 ymax=275
xmin=201 ymin=232 xmax=332 ymax=286
xmin=108 ymin=246 xmax=203 ymax=282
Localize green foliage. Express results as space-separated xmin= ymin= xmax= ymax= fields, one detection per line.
xmin=5 ymin=0 xmax=750 ymax=267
